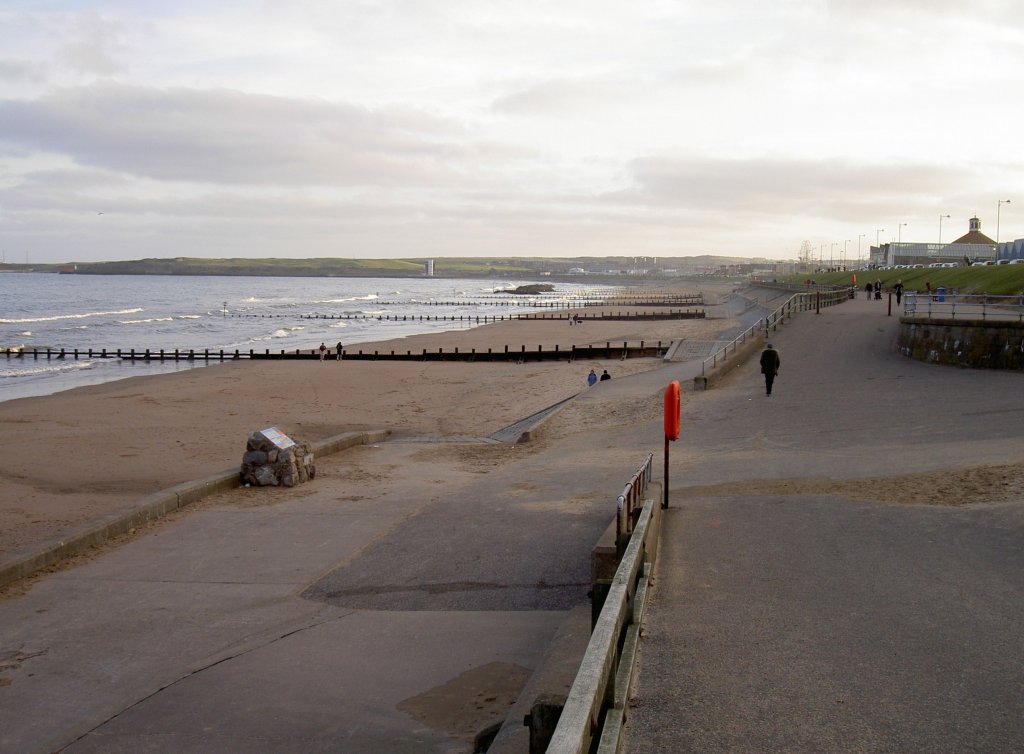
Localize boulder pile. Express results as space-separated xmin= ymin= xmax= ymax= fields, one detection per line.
xmin=240 ymin=428 xmax=316 ymax=487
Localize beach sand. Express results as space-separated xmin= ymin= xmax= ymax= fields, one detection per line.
xmin=0 ymin=292 xmax=731 ymax=559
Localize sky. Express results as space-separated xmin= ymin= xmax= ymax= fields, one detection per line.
xmin=1 ymin=1 xmax=1023 ymax=263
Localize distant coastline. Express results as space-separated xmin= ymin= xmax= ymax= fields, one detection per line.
xmin=0 ymin=254 xmax=772 ymax=280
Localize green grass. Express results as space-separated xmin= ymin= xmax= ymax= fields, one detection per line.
xmin=788 ymin=266 xmax=1024 ymax=295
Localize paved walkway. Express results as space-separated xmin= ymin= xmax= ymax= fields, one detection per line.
xmin=624 ymin=294 xmax=1024 ymax=752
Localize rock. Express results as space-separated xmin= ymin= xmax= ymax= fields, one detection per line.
xmin=240 ymin=427 xmax=316 ymax=488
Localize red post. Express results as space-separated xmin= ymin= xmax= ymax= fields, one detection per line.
xmin=664 ymin=380 xmax=681 ymax=509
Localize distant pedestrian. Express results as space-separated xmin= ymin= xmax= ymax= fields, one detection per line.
xmin=759 ymin=343 xmax=780 ymax=396
xmin=893 ymin=280 xmax=904 ymax=305
xmin=864 ymin=282 xmax=873 ymax=300
xmin=318 ymin=342 xmax=326 ymax=361
xmin=587 ymin=369 xmax=598 ymax=387
xmin=599 ymin=369 xmax=611 ymax=381
xmin=873 ymin=280 xmax=882 ymax=300
xmin=335 ymin=341 xmax=344 ymax=361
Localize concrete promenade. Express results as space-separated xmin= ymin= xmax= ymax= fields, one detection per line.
xmin=624 ymin=294 xmax=1024 ymax=752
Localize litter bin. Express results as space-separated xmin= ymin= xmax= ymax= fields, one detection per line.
xmin=936 ymin=286 xmax=946 ymax=302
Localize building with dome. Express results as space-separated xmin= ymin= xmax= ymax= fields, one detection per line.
xmin=868 ymin=216 xmax=997 ymax=267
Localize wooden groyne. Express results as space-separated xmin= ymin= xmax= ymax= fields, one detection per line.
xmin=231 ymin=309 xmax=705 ymax=324
xmin=4 ymin=341 xmax=668 ymax=364
xmin=311 ymin=294 xmax=704 ymax=309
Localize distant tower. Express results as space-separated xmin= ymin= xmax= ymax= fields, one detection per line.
xmin=425 ymin=259 xmax=434 ymax=276
xmin=969 ymin=216 xmax=982 ymax=233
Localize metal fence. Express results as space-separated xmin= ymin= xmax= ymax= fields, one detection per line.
xmin=701 ymin=288 xmax=849 ymax=376
xmin=903 ymin=292 xmax=1024 ymax=321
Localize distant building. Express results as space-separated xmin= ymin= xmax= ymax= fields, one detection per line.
xmin=425 ymin=259 xmax=434 ymax=276
xmin=997 ymin=238 xmax=1024 ymax=261
xmin=869 ymin=216 xmax=997 ymax=267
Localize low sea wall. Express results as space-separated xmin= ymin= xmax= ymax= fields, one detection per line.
xmin=897 ymin=317 xmax=1024 ymax=369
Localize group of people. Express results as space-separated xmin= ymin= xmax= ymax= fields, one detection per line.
xmin=587 ymin=369 xmax=611 ymax=386
xmin=568 ymin=314 xmax=584 ymax=325
xmin=318 ymin=341 xmax=344 ymax=361
xmin=863 ymin=279 xmax=906 ymax=304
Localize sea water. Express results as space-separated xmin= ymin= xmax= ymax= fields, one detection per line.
xmin=0 ymin=273 xmax=616 ymax=402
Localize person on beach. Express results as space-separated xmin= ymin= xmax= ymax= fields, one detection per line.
xmin=893 ymin=280 xmax=904 ymax=305
xmin=319 ymin=342 xmax=326 ymax=361
xmin=600 ymin=369 xmax=611 ymax=381
xmin=335 ymin=341 xmax=344 ymax=361
xmin=759 ymin=343 xmax=780 ymax=396
xmin=587 ymin=369 xmax=598 ymax=387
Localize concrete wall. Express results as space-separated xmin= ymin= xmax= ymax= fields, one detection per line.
xmin=897 ymin=318 xmax=1024 ymax=369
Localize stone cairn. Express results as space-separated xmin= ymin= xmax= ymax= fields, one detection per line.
xmin=240 ymin=428 xmax=316 ymax=487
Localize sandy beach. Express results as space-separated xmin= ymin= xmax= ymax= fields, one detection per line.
xmin=0 ymin=285 xmax=732 ymax=561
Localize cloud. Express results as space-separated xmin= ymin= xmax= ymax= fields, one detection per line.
xmin=0 ymin=58 xmax=47 ymax=84
xmin=0 ymin=83 xmax=492 ymax=188
xmin=618 ymin=155 xmax=973 ymax=222
xmin=56 ymin=12 xmax=127 ymax=76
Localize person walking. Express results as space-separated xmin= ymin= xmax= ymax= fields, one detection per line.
xmin=318 ymin=342 xmax=327 ymax=362
xmin=759 ymin=343 xmax=780 ymax=396
xmin=893 ymin=280 xmax=904 ymax=306
xmin=335 ymin=341 xmax=344 ymax=361
xmin=864 ymin=282 xmax=873 ymax=300
xmin=587 ymin=369 xmax=598 ymax=387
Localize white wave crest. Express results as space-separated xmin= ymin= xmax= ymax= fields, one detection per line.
xmin=118 ymin=317 xmax=175 ymax=325
xmin=0 ymin=308 xmax=144 ymax=325
xmin=0 ymin=360 xmax=97 ymax=379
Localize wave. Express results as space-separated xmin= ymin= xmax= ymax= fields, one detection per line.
xmin=0 ymin=307 xmax=144 ymax=325
xmin=0 ymin=360 xmax=97 ymax=379
xmin=118 ymin=317 xmax=175 ymax=325
xmin=311 ymin=294 xmax=380 ymax=304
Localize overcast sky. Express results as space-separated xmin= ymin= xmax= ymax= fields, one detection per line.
xmin=1 ymin=1 xmax=1022 ymax=263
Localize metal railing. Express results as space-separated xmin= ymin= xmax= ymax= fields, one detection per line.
xmin=701 ymin=288 xmax=849 ymax=375
xmin=903 ymin=292 xmax=1024 ymax=321
xmin=548 ymin=454 xmax=656 ymax=754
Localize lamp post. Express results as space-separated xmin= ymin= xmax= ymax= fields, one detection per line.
xmin=843 ymin=239 xmax=850 ymax=270
xmin=898 ymin=222 xmax=907 ymax=243
xmin=938 ymin=214 xmax=950 ymax=244
xmin=858 ymin=233 xmax=866 ymax=267
xmin=831 ymin=242 xmax=838 ymax=269
xmin=997 ymin=199 xmax=1011 ymax=245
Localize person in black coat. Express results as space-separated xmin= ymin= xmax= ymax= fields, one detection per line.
xmin=759 ymin=343 xmax=780 ymax=396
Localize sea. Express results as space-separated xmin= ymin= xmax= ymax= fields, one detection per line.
xmin=0 ymin=273 xmax=619 ymax=403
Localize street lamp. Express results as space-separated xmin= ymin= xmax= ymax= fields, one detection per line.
xmin=858 ymin=233 xmax=866 ymax=267
xmin=997 ymin=199 xmax=1011 ymax=245
xmin=876 ymin=228 xmax=885 ymax=246
xmin=898 ymin=222 xmax=907 ymax=243
xmin=843 ymin=239 xmax=850 ymax=269
xmin=938 ymin=214 xmax=950 ymax=244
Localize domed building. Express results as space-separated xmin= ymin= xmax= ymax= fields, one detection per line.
xmin=869 ymin=216 xmax=996 ymax=268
